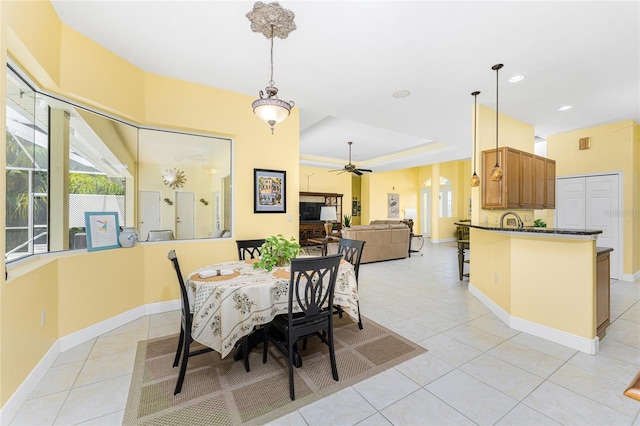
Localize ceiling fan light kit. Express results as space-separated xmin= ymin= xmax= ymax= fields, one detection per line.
xmin=247 ymin=2 xmax=296 ymax=134
xmin=330 ymin=141 xmax=373 ymax=176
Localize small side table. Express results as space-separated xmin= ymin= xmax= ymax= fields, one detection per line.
xmin=307 ymin=237 xmax=340 ymax=256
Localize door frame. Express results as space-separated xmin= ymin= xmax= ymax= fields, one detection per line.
xmin=421 ymin=188 xmax=431 ymax=238
xmin=554 ymin=171 xmax=623 ymax=281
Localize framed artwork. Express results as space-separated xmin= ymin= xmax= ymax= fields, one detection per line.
xmin=84 ymin=211 xmax=121 ymax=251
xmin=254 ymin=168 xmax=286 ymax=213
xmin=388 ymin=193 xmax=399 ymax=218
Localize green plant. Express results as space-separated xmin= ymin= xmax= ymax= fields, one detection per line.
xmin=253 ymin=234 xmax=301 ymax=272
xmin=533 ymin=219 xmax=547 ymax=228
xmin=343 ymin=214 xmax=352 ymax=227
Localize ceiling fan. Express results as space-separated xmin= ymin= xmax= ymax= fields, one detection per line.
xmin=330 ymin=141 xmax=372 ymax=176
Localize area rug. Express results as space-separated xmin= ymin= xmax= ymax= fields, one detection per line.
xmin=123 ymin=315 xmax=427 ymax=425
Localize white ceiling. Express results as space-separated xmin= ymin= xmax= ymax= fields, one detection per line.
xmin=50 ymin=1 xmax=640 ymax=172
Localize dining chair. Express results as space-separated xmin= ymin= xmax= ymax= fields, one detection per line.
xmin=236 ymin=239 xmax=265 ymax=260
xmin=262 ymin=254 xmax=342 ymax=400
xmin=167 ymin=249 xmax=213 ymax=395
xmin=337 ymin=238 xmax=365 ymax=330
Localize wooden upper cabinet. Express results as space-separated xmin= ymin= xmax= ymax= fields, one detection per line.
xmin=481 ymin=148 xmax=505 ymax=208
xmin=520 ymin=152 xmax=534 ymax=209
xmin=482 ymin=147 xmax=556 ymax=210
xmin=545 ymin=158 xmax=556 ymax=209
xmin=533 ymin=155 xmax=546 ymax=209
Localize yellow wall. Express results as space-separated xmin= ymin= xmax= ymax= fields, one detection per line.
xmin=363 ymin=168 xmax=419 ymax=225
xmin=547 ymin=120 xmax=639 ymax=276
xmin=1 ymin=0 xmax=299 ymax=406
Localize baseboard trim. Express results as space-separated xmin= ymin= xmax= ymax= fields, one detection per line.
xmin=468 ymin=283 xmax=598 ymax=355
xmin=0 ymin=299 xmax=180 ymax=425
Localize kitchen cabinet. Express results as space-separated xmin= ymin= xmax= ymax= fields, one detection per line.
xmin=482 ymin=147 xmax=555 ymax=209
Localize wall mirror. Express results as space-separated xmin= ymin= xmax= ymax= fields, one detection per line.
xmin=137 ymin=129 xmax=232 ymax=241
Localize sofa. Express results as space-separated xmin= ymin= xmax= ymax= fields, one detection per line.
xmin=341 ymin=222 xmax=410 ymax=263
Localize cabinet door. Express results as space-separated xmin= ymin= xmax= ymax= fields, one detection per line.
xmin=482 ymin=148 xmax=505 ymax=208
xmin=533 ymin=155 xmax=546 ymax=209
xmin=505 ymin=148 xmax=522 ymax=208
xmin=545 ymin=159 xmax=556 ymax=209
xmin=519 ymin=152 xmax=534 ymax=208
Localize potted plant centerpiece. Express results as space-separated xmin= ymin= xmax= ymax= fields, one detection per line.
xmin=253 ymin=234 xmax=301 ymax=272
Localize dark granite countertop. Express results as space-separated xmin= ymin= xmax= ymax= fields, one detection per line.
xmin=455 ymin=222 xmax=602 ymax=236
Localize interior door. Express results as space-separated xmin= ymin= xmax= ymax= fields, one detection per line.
xmin=557 ymin=174 xmax=620 ymax=279
xmin=138 ymin=190 xmax=161 ymax=241
xmin=175 ymin=191 xmax=195 ymax=239
xmin=586 ymin=175 xmax=619 ymax=279
xmin=556 ymin=178 xmax=586 ymax=229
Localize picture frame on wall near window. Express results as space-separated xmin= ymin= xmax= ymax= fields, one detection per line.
xmin=84 ymin=211 xmax=121 ymax=251
xmin=254 ymin=168 xmax=286 ymax=213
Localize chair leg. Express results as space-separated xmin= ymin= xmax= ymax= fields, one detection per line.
xmin=262 ymin=326 xmax=269 ymax=364
xmin=242 ymin=335 xmax=250 ymax=372
xmin=173 ymin=326 xmax=184 ymax=367
xmin=357 ymin=301 xmax=363 ymax=330
xmin=174 ymin=336 xmax=190 ymax=395
xmin=288 ymin=337 xmax=296 ymax=400
xmin=327 ymin=327 xmax=339 ymax=381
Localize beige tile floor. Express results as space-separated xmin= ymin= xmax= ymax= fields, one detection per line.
xmin=9 ymin=242 xmax=640 ymax=425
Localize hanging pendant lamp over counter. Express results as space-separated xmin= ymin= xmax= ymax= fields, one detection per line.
xmin=470 ymin=90 xmax=481 ymax=187
xmin=490 ymin=63 xmax=504 ymax=182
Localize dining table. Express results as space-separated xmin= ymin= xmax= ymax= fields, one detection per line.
xmin=186 ymin=256 xmax=360 ymax=359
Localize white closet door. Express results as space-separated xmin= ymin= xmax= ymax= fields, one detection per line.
xmin=556 ymin=178 xmax=586 ymax=229
xmin=556 ymin=175 xmax=620 ymax=279
xmin=586 ymin=175 xmax=619 ymax=279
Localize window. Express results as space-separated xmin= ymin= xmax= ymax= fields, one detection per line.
xmin=423 ymin=176 xmax=453 ymax=218
xmin=6 ymin=67 xmax=49 ymax=261
xmin=5 ymin=64 xmax=233 ymax=262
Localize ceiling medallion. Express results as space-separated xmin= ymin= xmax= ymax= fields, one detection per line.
xmin=162 ymin=168 xmax=187 ymax=190
xmin=247 ymin=2 xmax=296 ymax=134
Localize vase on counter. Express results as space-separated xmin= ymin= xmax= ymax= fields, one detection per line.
xmin=119 ymin=227 xmax=138 ymax=248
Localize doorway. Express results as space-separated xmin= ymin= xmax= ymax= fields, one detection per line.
xmin=556 ymin=173 xmax=622 ymax=279
xmin=138 ymin=190 xmax=161 ymax=241
xmin=175 ymin=191 xmax=195 ymax=239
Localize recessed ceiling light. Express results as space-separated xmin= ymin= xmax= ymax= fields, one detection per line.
xmin=392 ymin=90 xmax=410 ymax=98
xmin=508 ymin=74 xmax=525 ymax=83
xmin=558 ymin=105 xmax=573 ymax=111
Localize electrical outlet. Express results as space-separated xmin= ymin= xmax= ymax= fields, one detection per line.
xmin=494 ymin=273 xmax=499 ymax=284
xmin=41 ymin=309 xmax=46 ymax=327
xmin=525 ymin=214 xmax=531 ymax=221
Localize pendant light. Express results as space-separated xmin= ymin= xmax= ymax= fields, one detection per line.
xmin=247 ymin=2 xmax=296 ymax=134
xmin=470 ymin=90 xmax=481 ymax=187
xmin=490 ymin=63 xmax=504 ymax=181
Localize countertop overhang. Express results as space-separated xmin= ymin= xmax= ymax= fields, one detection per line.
xmin=455 ymin=223 xmax=602 ymax=240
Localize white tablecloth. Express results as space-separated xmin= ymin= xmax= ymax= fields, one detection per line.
xmin=186 ymin=259 xmax=359 ymax=358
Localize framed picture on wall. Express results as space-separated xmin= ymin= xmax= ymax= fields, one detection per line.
xmin=84 ymin=211 xmax=121 ymax=251
xmin=254 ymin=168 xmax=286 ymax=213
xmin=388 ymin=193 xmax=399 ymax=218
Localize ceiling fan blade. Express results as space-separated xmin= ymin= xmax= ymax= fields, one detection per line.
xmin=357 ymin=168 xmax=373 ymax=173
xmin=353 ymin=170 xmax=363 ymax=176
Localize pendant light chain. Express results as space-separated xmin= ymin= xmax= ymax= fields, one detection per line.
xmin=269 ymin=25 xmax=275 ymax=86
xmin=495 ymin=65 xmax=499 ymax=167
xmin=470 ymin=91 xmax=481 ymax=187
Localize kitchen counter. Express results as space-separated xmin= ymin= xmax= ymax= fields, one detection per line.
xmin=457 ymin=222 xmax=602 ymax=237
xmin=462 ymin=225 xmax=604 ymax=354
xmin=455 ymin=222 xmax=602 ymax=240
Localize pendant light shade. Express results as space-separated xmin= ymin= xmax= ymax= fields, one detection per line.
xmin=490 ymin=63 xmax=504 ymax=181
xmin=470 ymin=90 xmax=481 ymax=187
